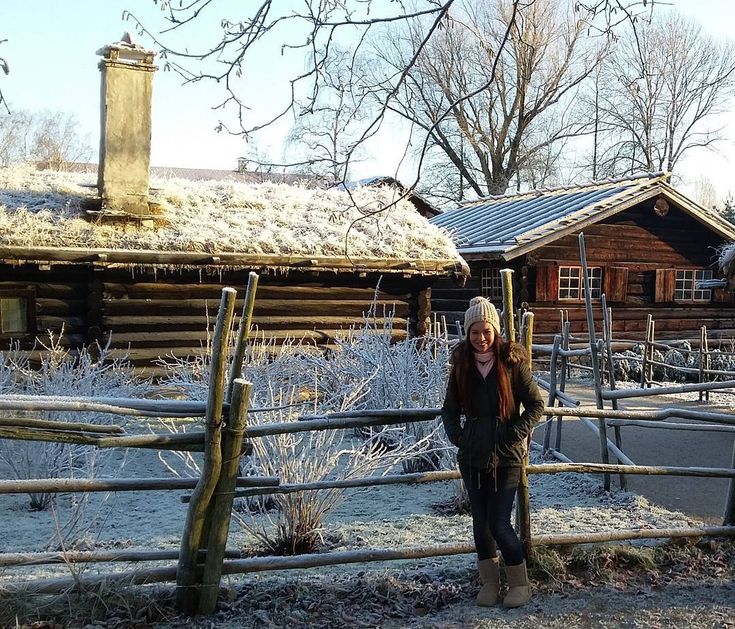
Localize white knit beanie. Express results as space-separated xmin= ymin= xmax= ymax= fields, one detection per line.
xmin=464 ymin=296 xmax=501 ymax=335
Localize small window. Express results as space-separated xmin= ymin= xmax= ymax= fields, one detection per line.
xmin=558 ymin=266 xmax=602 ymax=300
xmin=675 ymin=269 xmax=712 ymax=302
xmin=0 ymin=289 xmax=34 ymax=337
xmin=481 ymin=268 xmax=503 ymax=301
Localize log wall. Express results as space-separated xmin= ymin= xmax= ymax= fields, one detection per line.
xmin=528 ymin=201 xmax=735 ymax=341
xmin=0 ymin=266 xmax=89 ymax=352
xmin=0 ymin=265 xmax=428 ymax=372
xmin=100 ymin=271 xmax=417 ymax=366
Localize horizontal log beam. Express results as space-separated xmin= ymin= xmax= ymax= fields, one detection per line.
xmin=606 ymin=420 xmax=735 ymax=433
xmin=5 ymin=526 xmax=735 ymax=594
xmin=602 ymin=380 xmax=735 ymax=400
xmin=528 ymin=462 xmax=735 ymax=478
xmin=531 ymin=525 xmax=735 ymax=546
xmin=103 ymin=282 xmax=411 ymax=300
xmin=0 ymin=395 xmax=210 ymax=416
xmin=0 ymin=245 xmax=466 ymax=276
xmin=0 ymin=476 xmax=279 ymax=495
xmin=103 ymin=315 xmax=406 ymax=331
xmin=0 ymin=548 xmax=245 ymax=567
xmin=543 ymin=406 xmax=735 ymax=426
xmin=221 ymin=470 xmax=461 ymax=502
xmin=0 ymin=417 xmax=123 ymax=434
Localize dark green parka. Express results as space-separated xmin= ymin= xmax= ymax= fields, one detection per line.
xmin=441 ymin=342 xmax=544 ymax=470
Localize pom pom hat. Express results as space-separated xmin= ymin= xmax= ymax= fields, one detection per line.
xmin=464 ymin=296 xmax=501 ymax=335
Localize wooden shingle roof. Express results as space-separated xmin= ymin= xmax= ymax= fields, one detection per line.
xmin=431 ymin=173 xmax=735 ymax=261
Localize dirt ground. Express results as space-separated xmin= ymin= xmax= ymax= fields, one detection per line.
xmin=537 ymin=381 xmax=735 ymax=523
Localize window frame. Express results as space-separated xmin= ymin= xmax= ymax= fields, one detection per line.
xmin=481 ymin=267 xmax=503 ymax=302
xmin=558 ymin=265 xmax=602 ymax=301
xmin=674 ymin=268 xmax=713 ymax=303
xmin=0 ymin=288 xmax=36 ymax=339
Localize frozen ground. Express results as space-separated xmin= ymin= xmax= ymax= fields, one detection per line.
xmin=1 ymin=380 xmax=733 ymax=626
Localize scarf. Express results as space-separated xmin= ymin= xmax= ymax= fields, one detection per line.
xmin=474 ymin=349 xmax=495 ymax=379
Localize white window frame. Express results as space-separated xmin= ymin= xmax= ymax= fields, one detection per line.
xmin=558 ymin=265 xmax=602 ymax=301
xmin=481 ymin=268 xmax=503 ymax=301
xmin=675 ymin=269 xmax=713 ymax=302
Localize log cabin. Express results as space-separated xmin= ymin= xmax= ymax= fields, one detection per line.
xmin=0 ymin=37 xmax=468 ymax=374
xmin=430 ymin=173 xmax=735 ymax=343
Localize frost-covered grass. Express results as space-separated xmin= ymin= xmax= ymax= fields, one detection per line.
xmin=0 ymin=165 xmax=461 ymax=262
xmin=0 ymin=336 xmax=148 ymax=546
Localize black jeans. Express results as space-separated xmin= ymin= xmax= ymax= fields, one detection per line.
xmin=459 ymin=464 xmax=523 ymax=566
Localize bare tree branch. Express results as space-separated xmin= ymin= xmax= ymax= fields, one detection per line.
xmin=584 ymin=10 xmax=735 ymax=177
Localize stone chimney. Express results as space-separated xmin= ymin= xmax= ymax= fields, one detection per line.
xmin=96 ymin=34 xmax=156 ymax=218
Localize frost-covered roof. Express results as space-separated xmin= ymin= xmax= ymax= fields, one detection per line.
xmin=0 ymin=167 xmax=467 ymax=276
xmin=431 ymin=173 xmax=735 ymax=261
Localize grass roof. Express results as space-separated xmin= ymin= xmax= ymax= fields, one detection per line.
xmin=0 ymin=167 xmax=464 ymax=273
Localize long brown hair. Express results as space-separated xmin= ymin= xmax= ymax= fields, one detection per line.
xmin=451 ymin=333 xmax=516 ymax=421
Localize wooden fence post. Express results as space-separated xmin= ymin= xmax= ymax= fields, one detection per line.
xmin=227 ymin=272 xmax=259 ymax=403
xmin=556 ymin=320 xmax=570 ymax=452
xmin=641 ymin=314 xmax=653 ymax=389
xmin=601 ymin=296 xmax=627 ymax=491
xmin=500 ymin=268 xmax=515 ymax=342
xmin=516 ymin=311 xmax=534 ymax=560
xmin=542 ymin=335 xmax=561 ymax=452
xmin=578 ymin=233 xmax=611 ymax=491
xmin=177 ymin=287 xmax=237 ymax=615
xmin=198 ymin=378 xmax=253 ymax=615
xmin=724 ymin=429 xmax=735 ymax=525
xmin=703 ymin=326 xmax=711 ymax=402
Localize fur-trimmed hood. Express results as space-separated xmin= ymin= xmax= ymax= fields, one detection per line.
xmin=503 ymin=342 xmax=530 ymax=365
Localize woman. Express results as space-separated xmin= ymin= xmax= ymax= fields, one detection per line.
xmin=442 ymin=296 xmax=544 ymax=608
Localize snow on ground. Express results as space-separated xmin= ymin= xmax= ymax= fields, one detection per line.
xmin=0 ymin=445 xmax=700 ymax=585
xmin=1 ymin=379 xmax=733 ymax=626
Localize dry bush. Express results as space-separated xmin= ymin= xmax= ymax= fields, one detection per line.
xmin=156 ymin=303 xmax=454 ymax=554
xmin=0 ymin=334 xmax=148 ymax=545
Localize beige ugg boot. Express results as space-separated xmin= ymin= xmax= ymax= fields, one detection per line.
xmin=476 ymin=557 xmax=500 ymax=606
xmin=503 ymin=560 xmax=531 ymax=608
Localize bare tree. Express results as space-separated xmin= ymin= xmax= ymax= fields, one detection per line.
xmin=380 ymin=0 xmax=607 ymax=199
xmin=125 ymin=1 xmax=653 ymax=191
xmin=588 ymin=11 xmax=735 ymax=177
xmin=284 ymin=47 xmax=373 ymax=182
xmin=0 ymin=110 xmax=92 ymax=169
xmin=693 ymin=175 xmax=719 ymax=210
xmin=0 ymin=109 xmax=32 ymax=166
xmin=30 ymin=111 xmax=93 ymax=171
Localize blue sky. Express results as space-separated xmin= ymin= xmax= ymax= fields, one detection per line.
xmin=1 ymin=1 xmax=734 ymax=197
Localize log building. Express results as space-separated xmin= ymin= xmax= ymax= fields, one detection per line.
xmin=0 ymin=37 xmax=468 ymax=375
xmin=430 ymin=173 xmax=735 ymax=343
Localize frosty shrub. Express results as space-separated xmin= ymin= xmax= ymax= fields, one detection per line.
xmin=612 ymin=349 xmax=639 ymax=382
xmin=708 ymin=347 xmax=735 ymax=374
xmin=330 ymin=305 xmax=453 ymax=473
xmin=609 ymin=339 xmax=735 ymax=383
xmin=157 ymin=303 xmax=453 ymax=554
xmin=663 ymin=341 xmax=695 ymax=382
xmin=0 ymin=334 xmax=148 ymax=544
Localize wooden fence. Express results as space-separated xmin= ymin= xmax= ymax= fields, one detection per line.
xmin=2 ymin=402 xmax=734 ymax=610
xmin=1 ymin=275 xmax=735 ymax=617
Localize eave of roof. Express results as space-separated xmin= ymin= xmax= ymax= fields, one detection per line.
xmin=0 ymin=245 xmax=469 ymax=277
